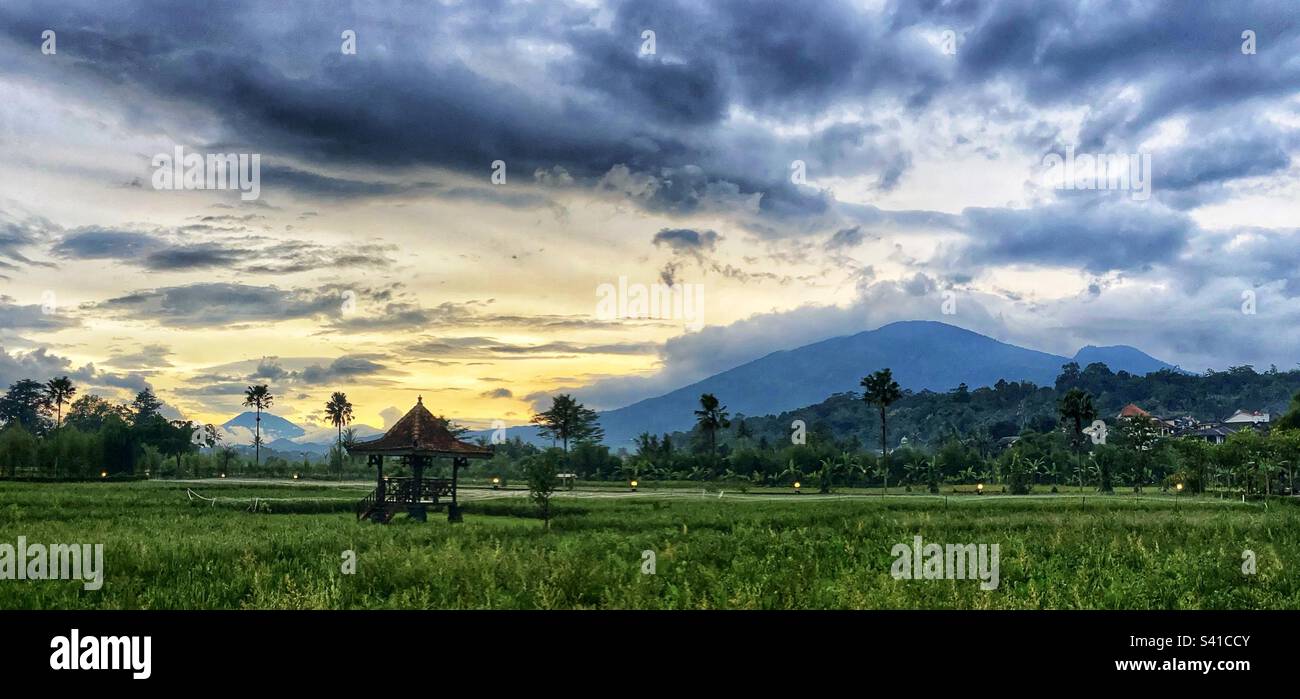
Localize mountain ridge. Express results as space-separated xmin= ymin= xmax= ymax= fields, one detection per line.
xmin=477 ymin=320 xmax=1177 ymax=447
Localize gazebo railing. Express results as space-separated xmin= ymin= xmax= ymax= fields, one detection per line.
xmin=387 ymin=477 xmax=455 ymax=503
xmin=358 ymin=477 xmax=455 ymax=518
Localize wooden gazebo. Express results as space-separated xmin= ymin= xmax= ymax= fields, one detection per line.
xmin=350 ymin=397 xmax=492 ymax=523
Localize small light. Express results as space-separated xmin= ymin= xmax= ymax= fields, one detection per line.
xmin=630 ymin=479 xmax=639 ymax=491
xmin=100 ymin=470 xmax=107 ymax=478
xmin=1176 ymin=482 xmax=1184 ymax=492
xmin=292 ymin=473 xmax=299 ymax=480
xmin=976 ymin=483 xmax=984 ymax=493
xmin=220 ymin=473 xmax=226 ymax=479
xmin=793 ymin=481 xmax=801 ymax=492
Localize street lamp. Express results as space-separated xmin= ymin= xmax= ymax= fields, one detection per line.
xmin=793 ymin=480 xmax=802 ymax=494
xmin=976 ymin=483 xmax=984 ymax=495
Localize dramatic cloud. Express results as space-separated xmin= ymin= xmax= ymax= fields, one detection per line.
xmin=955 ymin=198 xmax=1193 ymax=274
xmin=0 ymin=0 xmax=1297 ymax=426
xmin=52 ymin=227 xmax=395 ymax=274
xmin=652 ymin=228 xmax=721 ymax=255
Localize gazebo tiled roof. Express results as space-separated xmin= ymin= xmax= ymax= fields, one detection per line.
xmin=350 ymin=397 xmax=492 ymax=458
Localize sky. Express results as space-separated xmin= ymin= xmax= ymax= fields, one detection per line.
xmin=1 ymin=0 xmax=1298 ymax=439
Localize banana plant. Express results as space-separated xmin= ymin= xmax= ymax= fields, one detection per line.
xmin=924 ymin=456 xmax=941 ymax=493
xmin=778 ymin=459 xmax=804 ymax=488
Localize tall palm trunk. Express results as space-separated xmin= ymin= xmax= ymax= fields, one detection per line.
xmin=879 ymin=405 xmax=888 ymax=496
xmin=255 ymin=408 xmax=261 ymax=468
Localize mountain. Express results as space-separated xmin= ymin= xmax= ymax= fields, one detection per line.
xmin=477 ymin=320 xmax=1176 ymax=447
xmin=1073 ymin=345 xmax=1178 ymax=375
xmin=221 ymin=411 xmax=305 ymax=442
xmin=219 ymin=412 xmax=385 ymax=450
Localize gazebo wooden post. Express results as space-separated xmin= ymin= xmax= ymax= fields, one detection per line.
xmin=372 ymin=454 xmax=385 ymax=503
xmin=448 ymin=456 xmax=465 ymax=523
xmin=408 ymin=454 xmax=429 ymax=522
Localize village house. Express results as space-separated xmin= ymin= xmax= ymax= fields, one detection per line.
xmin=1116 ymin=403 xmax=1177 ymax=436
xmin=1224 ymin=409 xmax=1270 ymax=425
xmin=1175 ymin=409 xmax=1270 ymax=444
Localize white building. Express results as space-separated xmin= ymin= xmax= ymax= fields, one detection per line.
xmin=1224 ymin=410 xmax=1270 ymax=425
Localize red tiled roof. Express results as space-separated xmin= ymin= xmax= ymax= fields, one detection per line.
xmin=350 ymin=397 xmax=492 ymax=458
xmin=1118 ymin=403 xmax=1151 ymax=418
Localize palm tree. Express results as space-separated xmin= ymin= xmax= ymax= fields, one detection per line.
xmin=1058 ymin=387 xmax=1102 ymax=491
xmin=324 ymin=392 xmax=354 ymax=447
xmin=242 ymin=384 xmax=273 ymax=469
xmin=693 ymin=393 xmax=730 ymax=457
xmin=861 ymin=368 xmax=902 ymax=496
xmin=44 ymin=376 xmax=75 ymax=428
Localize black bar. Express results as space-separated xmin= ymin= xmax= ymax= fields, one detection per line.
xmin=0 ymin=611 xmax=1290 ymax=686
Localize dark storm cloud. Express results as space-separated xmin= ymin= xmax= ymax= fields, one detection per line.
xmin=4 ymin=2 xmax=1293 ymax=171
xmin=652 ymin=228 xmax=721 ymax=254
xmin=0 ymin=0 xmax=924 ymax=226
xmin=0 ymin=298 xmax=80 ymax=332
xmin=0 ymin=219 xmax=56 ymax=272
xmin=51 ymin=227 xmax=394 ymax=274
xmin=97 ymin=283 xmax=350 ymax=327
xmin=103 ymin=344 xmax=173 ymax=370
xmin=329 ymin=300 xmax=636 ymax=334
xmin=51 ymin=228 xmax=165 ymax=259
xmin=1152 ymin=124 xmax=1292 ymax=192
xmin=0 ymin=346 xmax=150 ymax=395
xmin=3 ymin=0 xmax=1289 ymax=239
xmin=954 ymin=1 xmax=1300 ymax=127
xmin=1178 ymin=228 xmax=1300 ymax=298
xmin=177 ymin=354 xmax=392 ymax=396
xmin=254 ymin=355 xmax=390 ymax=386
xmin=405 ymin=336 xmax=659 ymax=359
xmin=955 ymin=197 xmax=1192 ymax=274
xmin=824 ymin=226 xmax=868 ymax=250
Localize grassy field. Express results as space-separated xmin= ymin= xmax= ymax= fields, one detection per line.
xmin=0 ymin=480 xmax=1296 ymax=609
